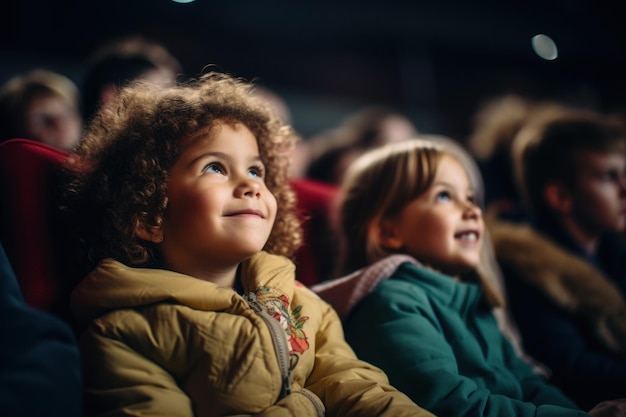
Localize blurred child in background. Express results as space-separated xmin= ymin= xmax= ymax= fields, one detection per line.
xmin=0 ymin=69 xmax=82 ymax=150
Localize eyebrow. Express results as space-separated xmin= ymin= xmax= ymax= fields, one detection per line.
xmin=189 ymin=151 xmax=263 ymax=167
xmin=433 ymin=180 xmax=475 ymax=193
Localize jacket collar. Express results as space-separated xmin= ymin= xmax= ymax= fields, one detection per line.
xmin=489 ymin=216 xmax=626 ymax=355
xmin=71 ymin=251 xmax=295 ymax=326
xmin=311 ymin=255 xmax=419 ymax=320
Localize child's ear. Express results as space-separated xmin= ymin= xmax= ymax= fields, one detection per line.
xmin=368 ymin=217 xmax=404 ymax=250
xmin=135 ymin=219 xmax=164 ymax=243
xmin=544 ymin=182 xmax=572 ymax=214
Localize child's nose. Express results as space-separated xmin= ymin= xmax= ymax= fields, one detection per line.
xmin=463 ymin=201 xmax=482 ymax=219
xmin=235 ymin=177 xmax=262 ymax=199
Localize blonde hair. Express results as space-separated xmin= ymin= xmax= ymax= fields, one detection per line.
xmin=337 ymin=139 xmax=442 ymax=273
xmin=337 ymin=138 xmax=504 ymax=307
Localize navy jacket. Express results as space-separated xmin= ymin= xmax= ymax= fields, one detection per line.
xmin=0 ymin=240 xmax=82 ymax=416
xmin=499 ymin=217 xmax=626 ymax=410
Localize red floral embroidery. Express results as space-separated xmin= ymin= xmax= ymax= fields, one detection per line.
xmin=260 ymin=288 xmax=310 ymax=355
xmin=286 ymin=304 xmax=309 ymax=354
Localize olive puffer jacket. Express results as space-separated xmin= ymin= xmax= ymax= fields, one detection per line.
xmin=71 ymin=251 xmax=432 ymax=417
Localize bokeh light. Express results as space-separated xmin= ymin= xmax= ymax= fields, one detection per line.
xmin=531 ymin=34 xmax=558 ymax=60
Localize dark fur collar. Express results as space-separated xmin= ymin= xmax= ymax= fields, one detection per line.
xmin=487 ymin=215 xmax=626 ymax=355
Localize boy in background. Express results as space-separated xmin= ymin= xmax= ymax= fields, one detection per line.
xmin=489 ymin=109 xmax=626 ymax=409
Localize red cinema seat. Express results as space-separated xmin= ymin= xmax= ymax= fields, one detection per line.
xmin=290 ymin=178 xmax=339 ymax=287
xmin=0 ymin=138 xmax=82 ymax=323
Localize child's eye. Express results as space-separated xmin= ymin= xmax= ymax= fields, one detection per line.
xmin=608 ymin=170 xmax=621 ymax=182
xmin=467 ymin=194 xmax=477 ymax=205
xmin=248 ymin=164 xmax=265 ymax=179
xmin=203 ymin=162 xmax=225 ymax=175
xmin=435 ymin=191 xmax=451 ymax=202
xmin=596 ymin=170 xmax=619 ymax=182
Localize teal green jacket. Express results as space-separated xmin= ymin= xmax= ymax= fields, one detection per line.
xmin=315 ymin=259 xmax=589 ymax=417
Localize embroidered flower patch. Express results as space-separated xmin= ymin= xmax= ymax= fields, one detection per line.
xmin=258 ymin=287 xmax=310 ymax=354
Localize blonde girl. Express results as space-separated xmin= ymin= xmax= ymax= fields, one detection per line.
xmin=313 ymin=138 xmax=624 ymax=417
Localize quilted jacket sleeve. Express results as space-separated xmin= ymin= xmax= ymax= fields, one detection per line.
xmin=343 ymin=276 xmax=589 ymax=417
xmin=224 ymin=388 xmax=324 ymax=417
xmin=80 ymin=322 xmax=194 ymax=417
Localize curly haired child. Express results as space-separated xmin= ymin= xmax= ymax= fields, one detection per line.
xmin=313 ymin=138 xmax=626 ymax=417
xmin=62 ymin=71 xmax=431 ymax=417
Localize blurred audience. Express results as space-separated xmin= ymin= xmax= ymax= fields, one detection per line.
xmin=305 ymin=106 xmax=417 ymax=184
xmin=467 ymin=94 xmax=569 ymax=210
xmin=252 ymin=85 xmax=311 ymax=179
xmin=0 ymin=69 xmax=82 ymax=150
xmin=488 ymin=108 xmax=626 ymax=409
xmin=80 ymin=34 xmax=183 ymax=123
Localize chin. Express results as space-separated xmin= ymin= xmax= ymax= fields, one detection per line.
xmin=437 ymin=261 xmax=478 ymax=278
xmin=613 ymin=221 xmax=626 ymax=233
xmin=233 ymin=246 xmax=267 ymax=261
xmin=455 ymin=260 xmax=481 ymax=275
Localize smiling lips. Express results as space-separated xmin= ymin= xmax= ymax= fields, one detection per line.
xmin=224 ymin=209 xmax=265 ymax=218
xmin=454 ymin=230 xmax=480 ymax=242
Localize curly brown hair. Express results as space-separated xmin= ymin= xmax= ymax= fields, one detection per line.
xmin=63 ymin=71 xmax=302 ymax=267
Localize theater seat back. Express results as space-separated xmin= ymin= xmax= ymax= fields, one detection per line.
xmin=0 ymin=138 xmax=81 ymax=322
xmin=290 ymin=178 xmax=339 ymax=286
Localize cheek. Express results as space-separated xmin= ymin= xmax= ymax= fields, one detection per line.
xmin=167 ymin=187 xmax=218 ymax=228
xmin=26 ymin=121 xmax=45 ymax=134
xmin=419 ymin=213 xmax=453 ymax=238
xmin=265 ymin=193 xmax=278 ymax=225
xmin=405 ymin=216 xmax=445 ymax=248
xmin=270 ymin=195 xmax=278 ymax=216
xmin=581 ymin=186 xmax=619 ymax=212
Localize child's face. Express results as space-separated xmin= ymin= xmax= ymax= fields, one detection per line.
xmin=383 ymin=155 xmax=483 ymax=275
xmin=567 ymin=151 xmax=626 ymax=234
xmin=25 ymin=95 xmax=82 ymax=150
xmin=159 ymin=122 xmax=277 ymax=276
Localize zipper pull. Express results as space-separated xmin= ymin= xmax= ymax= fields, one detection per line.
xmin=281 ymin=375 xmax=292 ymax=397
xmin=245 ymin=292 xmax=261 ymax=311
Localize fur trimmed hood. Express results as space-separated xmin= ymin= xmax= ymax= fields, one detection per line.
xmin=487 ymin=215 xmax=626 ymax=355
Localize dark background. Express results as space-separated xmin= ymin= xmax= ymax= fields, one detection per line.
xmin=3 ymin=0 xmax=626 ymax=141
